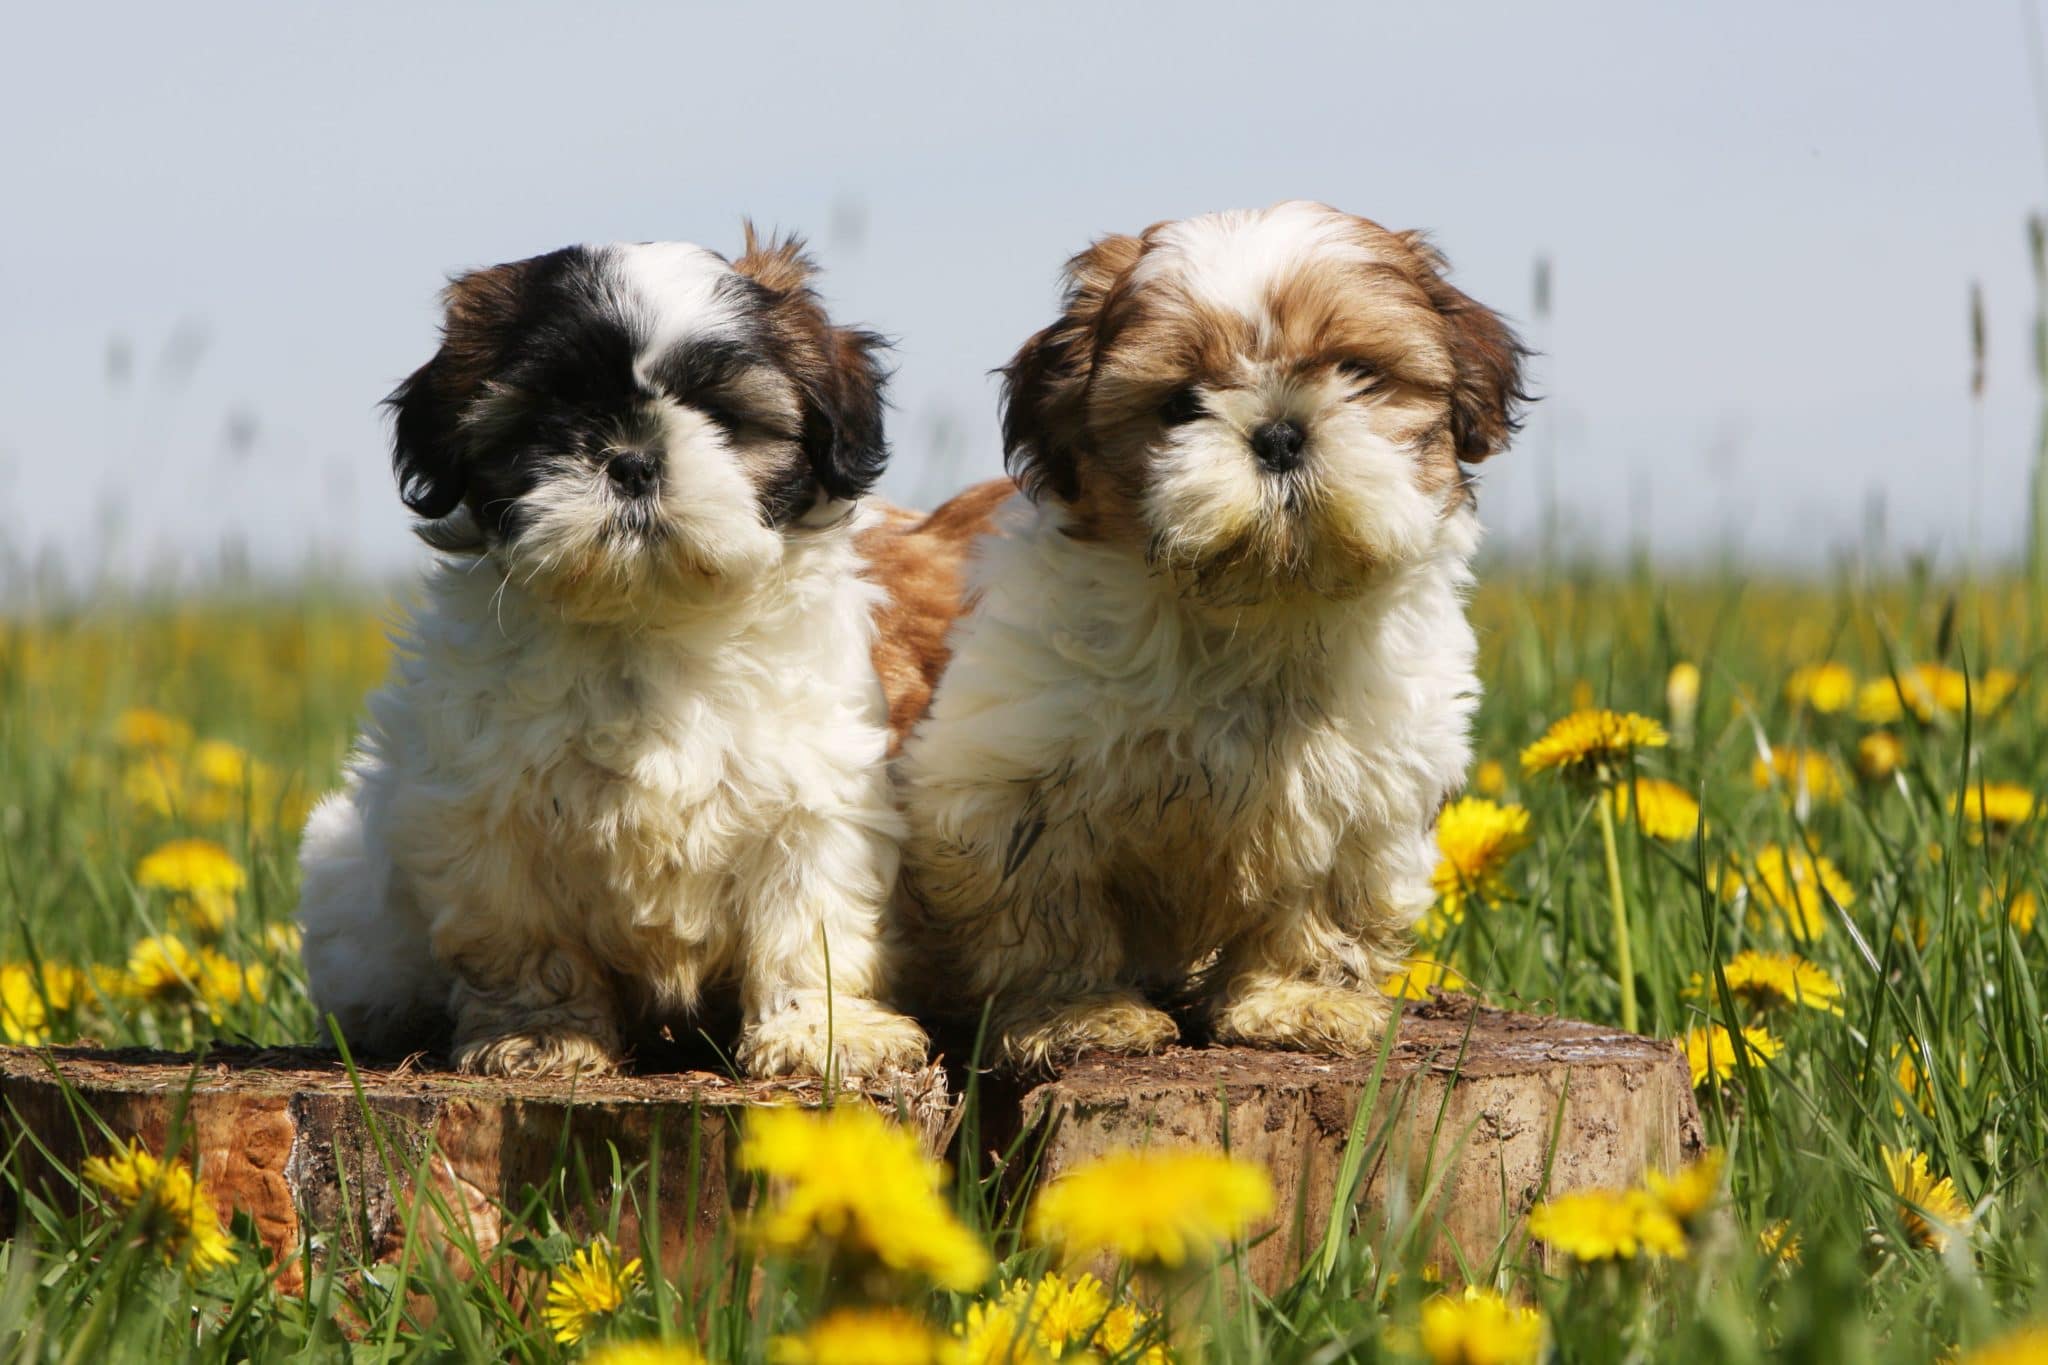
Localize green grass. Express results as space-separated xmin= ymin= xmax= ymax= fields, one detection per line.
xmin=1 ymin=568 xmax=2045 ymax=1361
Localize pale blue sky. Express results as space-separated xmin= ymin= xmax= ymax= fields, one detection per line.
xmin=3 ymin=2 xmax=2044 ymax=583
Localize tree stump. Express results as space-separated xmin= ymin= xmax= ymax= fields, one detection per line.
xmin=1016 ymin=994 xmax=1705 ymax=1288
xmin=0 ymin=1045 xmax=952 ymax=1294
xmin=0 ymin=997 xmax=1700 ymax=1294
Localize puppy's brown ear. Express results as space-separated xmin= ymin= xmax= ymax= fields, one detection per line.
xmin=1400 ymin=232 xmax=1532 ymax=462
xmin=386 ymin=258 xmax=538 ymax=520
xmin=736 ymin=225 xmax=892 ymax=503
xmin=1000 ymin=232 xmax=1145 ymax=502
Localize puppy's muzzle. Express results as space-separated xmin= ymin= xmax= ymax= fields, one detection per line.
xmin=1250 ymin=419 xmax=1307 ymax=474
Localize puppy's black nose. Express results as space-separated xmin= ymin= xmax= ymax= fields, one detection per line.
xmin=606 ymin=449 xmax=661 ymax=498
xmin=1250 ymin=420 xmax=1307 ymax=473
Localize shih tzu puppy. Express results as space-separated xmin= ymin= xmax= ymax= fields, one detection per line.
xmin=878 ymin=201 xmax=1527 ymax=1070
xmin=299 ymin=231 xmax=928 ymax=1081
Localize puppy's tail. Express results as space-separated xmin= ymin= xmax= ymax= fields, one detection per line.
xmin=297 ymin=780 xmax=450 ymax=1057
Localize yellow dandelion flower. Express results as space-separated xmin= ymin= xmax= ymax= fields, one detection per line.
xmin=1431 ymin=798 xmax=1530 ymax=916
xmin=1980 ymin=668 xmax=2020 ymax=712
xmin=1687 ymin=950 xmax=1844 ymax=1015
xmin=1526 ymin=1187 xmax=1687 ymax=1262
xmin=1644 ymin=1149 xmax=1724 ymax=1228
xmin=113 ymin=707 xmax=193 ymax=753
xmin=1958 ymin=1322 xmax=2048 ymax=1365
xmin=1417 ymin=1286 xmax=1545 ymax=1365
xmin=1987 ymin=883 xmax=2039 ymax=936
xmin=0 ymin=965 xmax=51 ymax=1046
xmin=263 ymin=921 xmax=304 ymax=958
xmin=1520 ymin=709 xmax=1668 ymax=783
xmin=136 ymin=838 xmax=246 ymax=936
xmin=544 ymin=1238 xmax=644 ymax=1344
xmin=119 ymin=935 xmax=265 ymax=1019
xmin=1854 ymin=677 xmax=1904 ymax=725
xmin=1609 ymin=777 xmax=1701 ymax=840
xmin=964 ymin=1272 xmax=1161 ymax=1363
xmin=1030 ymin=1148 xmax=1274 ymax=1268
xmin=1666 ymin=662 xmax=1702 ymax=735
xmin=1757 ymin=1219 xmax=1802 ymax=1265
xmin=1715 ymin=844 xmax=1854 ymax=940
xmin=81 ymin=1139 xmax=236 ymax=1276
xmin=1856 ymin=730 xmax=1904 ymax=782
xmin=955 ymin=1300 xmax=1048 ymax=1365
xmin=1382 ymin=956 xmax=1469 ymax=1000
xmin=583 ymin=1343 xmax=708 ymax=1365
xmin=739 ymin=1105 xmax=990 ymax=1291
xmin=1750 ymin=746 xmax=1846 ymax=803
xmin=1010 ymin=1273 xmax=1108 ymax=1356
xmin=1784 ymin=662 xmax=1856 ymax=714
xmin=1860 ymin=665 xmax=2018 ymax=725
xmin=1906 ymin=665 xmax=1977 ymax=719
xmin=1890 ymin=1042 xmax=1968 ymax=1119
xmin=1882 ymin=1146 xmax=1969 ymax=1251
xmin=190 ymin=739 xmax=253 ymax=790
xmin=1954 ymin=782 xmax=2037 ymax=831
xmin=1680 ymin=1024 xmax=1783 ymax=1088
xmin=0 ymin=961 xmax=87 ymax=1046
xmin=121 ymin=757 xmax=187 ymax=818
xmin=1096 ymin=1302 xmax=1166 ymax=1364
xmin=1473 ymin=759 xmax=1509 ymax=798
xmin=121 ymin=934 xmax=204 ymax=1000
xmin=772 ymin=1307 xmax=956 ymax=1365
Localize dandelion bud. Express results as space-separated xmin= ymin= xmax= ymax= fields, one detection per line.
xmin=1666 ymin=662 xmax=1701 ymax=740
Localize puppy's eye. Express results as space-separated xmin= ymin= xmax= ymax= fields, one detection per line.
xmin=1158 ymin=386 xmax=1206 ymax=427
xmin=693 ymin=398 xmax=750 ymax=436
xmin=1337 ymin=359 xmax=1380 ymax=387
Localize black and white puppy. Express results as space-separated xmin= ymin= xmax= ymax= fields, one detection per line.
xmin=299 ymin=232 xmax=927 ymax=1080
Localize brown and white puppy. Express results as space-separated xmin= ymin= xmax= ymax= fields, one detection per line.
xmin=299 ymin=231 xmax=928 ymax=1081
xmin=876 ymin=202 xmax=1526 ymax=1070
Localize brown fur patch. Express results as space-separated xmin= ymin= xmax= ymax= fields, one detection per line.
xmin=858 ymin=480 xmax=1016 ymax=748
xmin=731 ymin=226 xmax=888 ymax=502
xmin=733 ymin=221 xmax=816 ymax=295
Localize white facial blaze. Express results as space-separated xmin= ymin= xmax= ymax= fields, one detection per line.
xmin=1136 ymin=200 xmax=1376 ymax=326
xmin=607 ymin=241 xmax=745 ymax=369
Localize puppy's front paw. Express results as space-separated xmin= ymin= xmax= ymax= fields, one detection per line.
xmin=738 ymin=994 xmax=930 ymax=1083
xmin=453 ymin=1026 xmax=619 ymax=1079
xmin=1211 ymin=979 xmax=1389 ymax=1057
xmin=997 ymin=990 xmax=1179 ymax=1072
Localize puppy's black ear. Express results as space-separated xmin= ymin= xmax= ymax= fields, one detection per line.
xmin=385 ymin=259 xmax=535 ymax=520
xmin=800 ymin=323 xmax=891 ymax=501
xmin=1399 ymin=232 xmax=1532 ymax=462
xmin=1000 ymin=232 xmax=1145 ymax=502
xmin=734 ymin=224 xmax=892 ymax=503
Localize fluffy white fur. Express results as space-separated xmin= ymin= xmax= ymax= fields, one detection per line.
xmin=301 ymin=517 xmax=920 ymax=1078
xmin=898 ymin=501 xmax=1479 ymax=1065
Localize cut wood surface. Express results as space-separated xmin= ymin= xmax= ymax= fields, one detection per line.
xmin=0 ymin=996 xmax=1700 ymax=1292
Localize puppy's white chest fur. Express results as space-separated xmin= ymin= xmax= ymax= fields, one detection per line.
xmin=901 ymin=499 xmax=1480 ymax=976
xmin=301 ymin=533 xmax=902 ymax=1050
